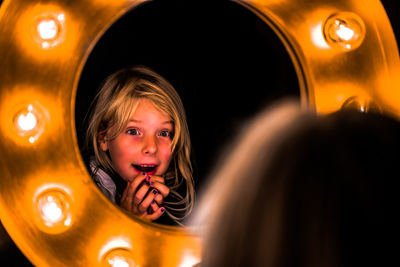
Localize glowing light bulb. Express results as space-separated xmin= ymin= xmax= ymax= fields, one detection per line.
xmin=323 ymin=12 xmax=365 ymax=51
xmin=35 ymin=189 xmax=72 ymax=231
xmin=34 ymin=12 xmax=65 ymax=48
xmin=109 ymin=256 xmax=130 ymax=267
xmin=102 ymin=248 xmax=137 ymax=267
xmin=16 ymin=108 xmax=37 ymax=131
xmin=13 ymin=103 xmax=45 ymax=143
xmin=341 ymin=96 xmax=381 ymax=113
xmin=179 ymin=254 xmax=201 ymax=267
xmin=37 ymin=19 xmax=58 ymax=40
xmin=336 ymin=24 xmax=354 ymax=41
xmin=41 ymin=196 xmax=63 ymax=223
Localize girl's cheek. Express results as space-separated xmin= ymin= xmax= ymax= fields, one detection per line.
xmin=160 ymin=143 xmax=173 ymax=160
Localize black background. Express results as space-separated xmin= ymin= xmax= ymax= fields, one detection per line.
xmin=75 ymin=0 xmax=300 ymax=191
xmin=1 ymin=0 xmax=400 ymax=265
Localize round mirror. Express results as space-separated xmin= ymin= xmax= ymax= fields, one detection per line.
xmin=75 ymin=0 xmax=300 ymax=207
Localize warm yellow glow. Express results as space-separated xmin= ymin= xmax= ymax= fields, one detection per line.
xmin=108 ymin=256 xmax=131 ymax=267
xmin=34 ymin=11 xmax=66 ymax=50
xmin=1 ymin=88 xmax=61 ymax=146
xmin=15 ymin=4 xmax=79 ymax=60
xmin=341 ymin=96 xmax=382 ymax=113
xmin=376 ymin=67 xmax=400 ymax=116
xmin=41 ymin=197 xmax=63 ymax=224
xmin=99 ymin=237 xmax=133 ymax=262
xmin=11 ymin=103 xmax=46 ymax=144
xmin=34 ymin=189 xmax=72 ymax=231
xmin=323 ymin=12 xmax=366 ymax=51
xmin=311 ymin=22 xmax=330 ymax=49
xmin=336 ymin=23 xmax=354 ymax=41
xmin=37 ymin=19 xmax=58 ymax=40
xmin=34 ymin=13 xmax=65 ymax=49
xmin=16 ymin=108 xmax=37 ymax=131
xmin=102 ymin=248 xmax=138 ymax=267
xmin=313 ymin=83 xmax=373 ymax=114
xmin=178 ymin=253 xmax=201 ymax=267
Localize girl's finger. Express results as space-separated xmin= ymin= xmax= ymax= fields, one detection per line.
xmin=121 ymin=181 xmax=130 ymax=200
xmin=130 ymin=173 xmax=149 ymax=194
xmin=144 ymin=206 xmax=166 ymax=221
xmin=149 ymin=200 xmax=160 ymax=213
xmin=121 ymin=173 xmax=147 ymax=212
xmin=155 ymin=193 xmax=163 ymax=205
xmin=120 ymin=182 xmax=134 ymax=211
xmin=147 ymin=175 xmax=165 ymax=184
xmin=133 ymin=182 xmax=150 ymax=208
xmin=138 ymin=189 xmax=157 ymax=213
xmin=149 ymin=181 xmax=170 ymax=198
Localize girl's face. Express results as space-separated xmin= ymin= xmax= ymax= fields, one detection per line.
xmin=101 ymin=98 xmax=174 ymax=182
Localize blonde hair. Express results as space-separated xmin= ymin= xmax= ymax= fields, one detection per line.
xmin=87 ymin=66 xmax=194 ymax=224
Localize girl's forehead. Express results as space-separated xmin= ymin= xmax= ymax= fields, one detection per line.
xmin=130 ymin=98 xmax=172 ymax=121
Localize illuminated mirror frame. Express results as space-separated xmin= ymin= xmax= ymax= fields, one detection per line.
xmin=0 ymin=0 xmax=399 ymax=266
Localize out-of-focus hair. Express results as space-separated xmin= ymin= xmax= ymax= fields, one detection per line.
xmin=192 ymin=101 xmax=399 ymax=267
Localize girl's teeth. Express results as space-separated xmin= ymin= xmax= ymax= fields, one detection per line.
xmin=134 ymin=165 xmax=157 ymax=172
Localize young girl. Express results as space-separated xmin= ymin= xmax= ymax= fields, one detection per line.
xmin=86 ymin=66 xmax=194 ymax=225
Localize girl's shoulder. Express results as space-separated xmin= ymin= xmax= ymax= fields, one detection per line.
xmin=90 ymin=159 xmax=117 ymax=204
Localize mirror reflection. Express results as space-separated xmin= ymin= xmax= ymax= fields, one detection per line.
xmin=85 ymin=66 xmax=194 ymax=226
xmin=75 ymin=0 xmax=300 ymax=226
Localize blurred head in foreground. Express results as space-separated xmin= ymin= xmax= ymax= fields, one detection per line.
xmin=191 ymin=101 xmax=399 ymax=267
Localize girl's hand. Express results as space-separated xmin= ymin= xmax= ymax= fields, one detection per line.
xmin=120 ymin=173 xmax=170 ymax=221
xmin=145 ymin=175 xmax=170 ymax=214
xmin=147 ymin=175 xmax=170 ymax=206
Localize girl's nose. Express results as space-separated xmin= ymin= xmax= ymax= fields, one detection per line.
xmin=142 ymin=135 xmax=157 ymax=155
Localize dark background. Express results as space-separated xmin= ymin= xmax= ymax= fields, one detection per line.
xmin=75 ymin=0 xmax=300 ymax=191
xmin=1 ymin=0 xmax=399 ymax=265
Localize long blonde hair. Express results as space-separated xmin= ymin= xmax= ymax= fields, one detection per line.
xmin=86 ymin=66 xmax=194 ymax=223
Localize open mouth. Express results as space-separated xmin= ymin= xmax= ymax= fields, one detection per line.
xmin=133 ymin=164 xmax=157 ymax=173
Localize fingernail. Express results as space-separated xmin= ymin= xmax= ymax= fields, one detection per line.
xmin=151 ymin=200 xmax=155 ymax=204
xmin=161 ymin=208 xmax=165 ymax=213
xmin=146 ymin=176 xmax=150 ymax=182
xmin=142 ymin=172 xmax=146 ymax=175
xmin=153 ymin=189 xmax=157 ymax=194
xmin=150 ymin=181 xmax=154 ymax=186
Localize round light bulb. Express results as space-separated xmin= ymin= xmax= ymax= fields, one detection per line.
xmin=109 ymin=257 xmax=130 ymax=267
xmin=341 ymin=96 xmax=381 ymax=113
xmin=102 ymin=248 xmax=137 ymax=267
xmin=35 ymin=189 xmax=72 ymax=232
xmin=13 ymin=103 xmax=45 ymax=143
xmin=34 ymin=12 xmax=65 ymax=48
xmin=323 ymin=12 xmax=366 ymax=51
xmin=41 ymin=196 xmax=63 ymax=223
xmin=336 ymin=24 xmax=354 ymax=41
xmin=17 ymin=110 xmax=37 ymax=131
xmin=37 ymin=19 xmax=59 ymax=40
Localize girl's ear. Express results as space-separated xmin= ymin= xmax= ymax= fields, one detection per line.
xmin=98 ymin=135 xmax=108 ymax=151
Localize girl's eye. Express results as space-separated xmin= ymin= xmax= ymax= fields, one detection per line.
xmin=159 ymin=130 xmax=171 ymax=137
xmin=126 ymin=129 xmax=139 ymax=135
